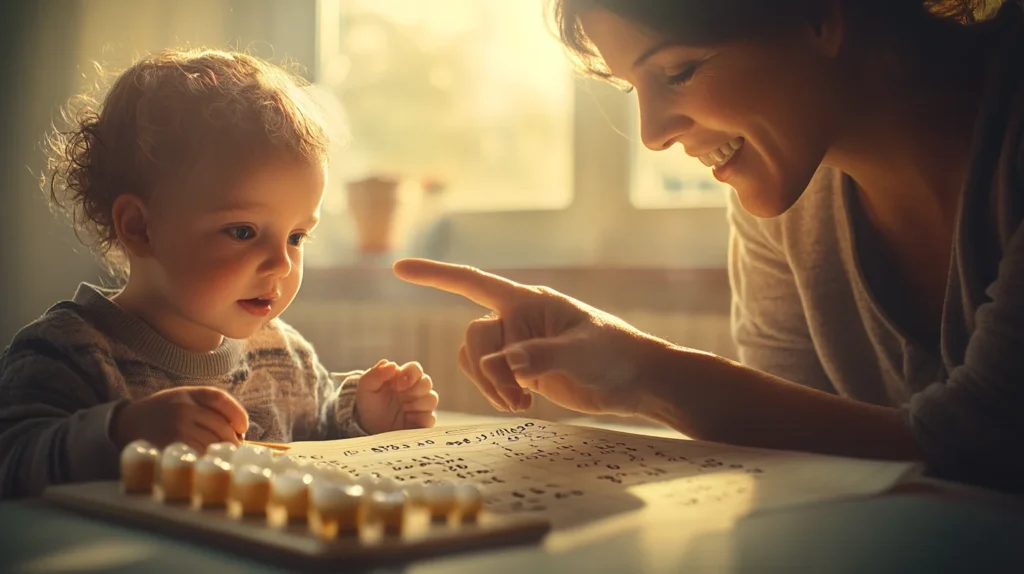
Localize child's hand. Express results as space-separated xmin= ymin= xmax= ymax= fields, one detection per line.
xmin=355 ymin=360 xmax=439 ymax=435
xmin=112 ymin=387 xmax=249 ymax=451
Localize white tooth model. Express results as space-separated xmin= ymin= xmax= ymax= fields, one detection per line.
xmin=160 ymin=443 xmax=198 ymax=502
xmin=309 ymin=480 xmax=367 ymax=538
xmin=120 ymin=439 xmax=160 ymax=494
xmin=193 ymin=454 xmax=232 ymax=508
xmin=230 ymin=463 xmax=272 ymax=516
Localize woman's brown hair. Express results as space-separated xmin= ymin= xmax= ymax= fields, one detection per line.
xmin=552 ymin=0 xmax=1004 ymax=82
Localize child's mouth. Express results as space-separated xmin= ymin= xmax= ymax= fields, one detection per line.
xmin=238 ymin=298 xmax=273 ymax=317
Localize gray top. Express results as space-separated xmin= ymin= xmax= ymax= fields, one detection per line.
xmin=0 ymin=284 xmax=365 ymax=498
xmin=729 ymin=4 xmax=1024 ymax=491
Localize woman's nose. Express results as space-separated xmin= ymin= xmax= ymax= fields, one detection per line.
xmin=638 ymin=92 xmax=694 ymax=151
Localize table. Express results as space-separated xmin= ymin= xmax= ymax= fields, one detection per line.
xmin=2 ymin=414 xmax=1023 ymax=574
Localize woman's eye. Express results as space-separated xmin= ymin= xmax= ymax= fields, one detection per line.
xmin=288 ymin=232 xmax=308 ymax=246
xmin=227 ymin=226 xmax=256 ymax=241
xmin=667 ymin=64 xmax=697 ymax=86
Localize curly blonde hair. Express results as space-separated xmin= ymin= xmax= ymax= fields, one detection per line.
xmin=44 ymin=48 xmax=330 ymax=277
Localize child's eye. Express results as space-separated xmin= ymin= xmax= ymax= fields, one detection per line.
xmin=288 ymin=232 xmax=308 ymax=246
xmin=227 ymin=226 xmax=256 ymax=241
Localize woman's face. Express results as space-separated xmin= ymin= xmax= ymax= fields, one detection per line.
xmin=579 ymin=9 xmax=847 ymax=217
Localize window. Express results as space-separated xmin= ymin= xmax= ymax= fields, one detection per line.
xmin=316 ymin=0 xmax=574 ymax=212
xmin=309 ymin=0 xmax=731 ymax=270
xmin=629 ymin=105 xmax=730 ymax=209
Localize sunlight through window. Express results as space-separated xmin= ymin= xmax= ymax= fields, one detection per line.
xmin=317 ymin=0 xmax=574 ymax=212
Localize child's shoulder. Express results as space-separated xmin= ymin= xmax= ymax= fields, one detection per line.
xmin=2 ymin=299 xmax=113 ymax=369
xmin=9 ymin=300 xmax=109 ymax=350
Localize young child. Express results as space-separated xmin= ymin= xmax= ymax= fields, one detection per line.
xmin=0 ymin=49 xmax=439 ymax=499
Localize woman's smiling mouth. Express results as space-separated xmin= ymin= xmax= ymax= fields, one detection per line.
xmin=698 ymin=137 xmax=745 ymax=169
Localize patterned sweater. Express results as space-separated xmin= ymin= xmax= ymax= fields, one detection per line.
xmin=0 ymin=284 xmax=365 ymax=498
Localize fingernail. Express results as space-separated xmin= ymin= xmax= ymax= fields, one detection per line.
xmin=504 ymin=348 xmax=529 ymax=370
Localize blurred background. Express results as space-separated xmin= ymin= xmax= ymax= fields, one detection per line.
xmin=0 ymin=0 xmax=735 ymax=424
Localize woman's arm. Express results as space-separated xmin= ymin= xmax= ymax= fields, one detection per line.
xmin=635 ymin=344 xmax=921 ymax=460
xmin=709 ymin=194 xmax=921 ymax=459
xmin=389 ymin=258 xmax=909 ymax=448
xmin=392 ymin=256 xmax=1021 ymax=490
xmin=645 ymin=223 xmax=1024 ymax=486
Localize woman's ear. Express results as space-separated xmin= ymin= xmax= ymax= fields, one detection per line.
xmin=111 ymin=194 xmax=152 ymax=258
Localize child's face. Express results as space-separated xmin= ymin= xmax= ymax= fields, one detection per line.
xmin=144 ymin=161 xmax=325 ymax=341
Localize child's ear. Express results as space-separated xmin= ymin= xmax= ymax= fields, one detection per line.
xmin=111 ymin=194 xmax=152 ymax=258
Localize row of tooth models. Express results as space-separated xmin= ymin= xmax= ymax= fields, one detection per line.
xmin=120 ymin=439 xmax=483 ymax=537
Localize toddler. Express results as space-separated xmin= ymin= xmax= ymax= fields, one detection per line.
xmin=0 ymin=49 xmax=439 ymax=498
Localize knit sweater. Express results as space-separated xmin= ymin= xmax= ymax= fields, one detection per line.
xmin=0 ymin=284 xmax=365 ymax=498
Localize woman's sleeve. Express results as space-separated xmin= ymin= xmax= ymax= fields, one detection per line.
xmin=728 ymin=192 xmax=836 ymax=394
xmin=908 ymin=219 xmax=1024 ymax=490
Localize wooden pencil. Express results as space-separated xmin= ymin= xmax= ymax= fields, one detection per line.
xmin=243 ymin=440 xmax=291 ymax=451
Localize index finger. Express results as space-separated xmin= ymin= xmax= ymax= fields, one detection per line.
xmin=393 ymin=258 xmax=525 ymax=311
xmin=188 ymin=387 xmax=249 ymax=436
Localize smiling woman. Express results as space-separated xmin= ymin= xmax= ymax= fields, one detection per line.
xmin=555 ymin=0 xmax=999 ymax=217
xmin=393 ymin=0 xmax=1024 ymax=493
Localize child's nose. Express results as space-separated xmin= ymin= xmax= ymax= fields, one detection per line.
xmin=261 ymin=245 xmax=293 ymax=277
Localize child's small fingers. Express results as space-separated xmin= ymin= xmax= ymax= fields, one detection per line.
xmin=368 ymin=359 xmax=398 ymax=373
xmin=395 ymin=374 xmax=433 ymax=397
xmin=182 ymin=426 xmax=221 ymax=453
xmin=396 ymin=362 xmax=424 ymax=385
xmin=189 ymin=387 xmax=249 ymax=436
xmin=402 ymin=390 xmax=439 ymax=413
xmin=359 ymin=361 xmax=400 ymax=392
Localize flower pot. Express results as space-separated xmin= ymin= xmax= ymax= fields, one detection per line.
xmin=346 ymin=176 xmax=400 ymax=253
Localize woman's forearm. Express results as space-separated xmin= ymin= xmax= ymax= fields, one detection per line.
xmin=636 ymin=344 xmax=923 ymax=460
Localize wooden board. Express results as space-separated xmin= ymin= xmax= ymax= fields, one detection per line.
xmin=43 ymin=481 xmax=550 ymax=571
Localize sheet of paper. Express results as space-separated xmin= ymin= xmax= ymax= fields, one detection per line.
xmin=287 ymin=418 xmax=918 ymax=535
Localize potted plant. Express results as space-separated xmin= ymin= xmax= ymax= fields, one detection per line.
xmin=345 ymin=175 xmax=400 ymax=253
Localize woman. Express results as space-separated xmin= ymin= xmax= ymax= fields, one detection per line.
xmin=395 ymin=0 xmax=1024 ymax=491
